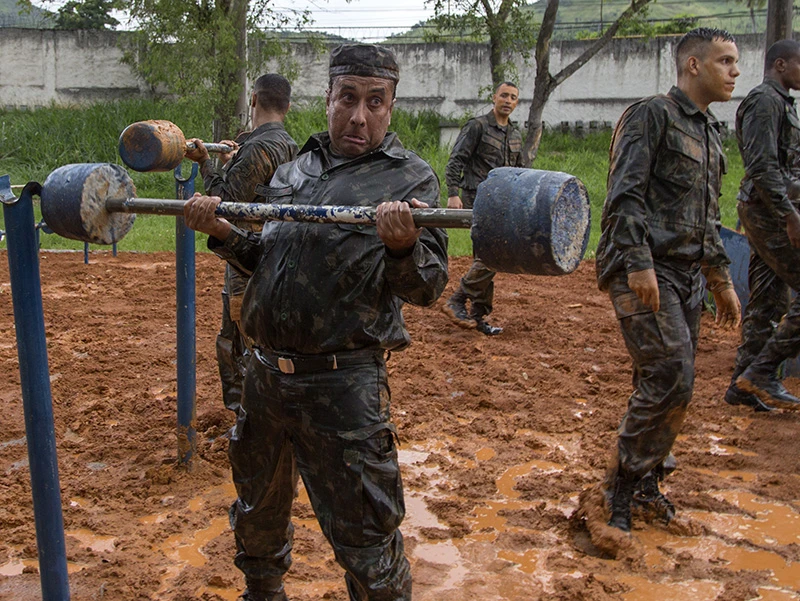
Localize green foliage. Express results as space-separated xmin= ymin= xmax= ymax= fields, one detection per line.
xmin=0 ymin=100 xmax=746 ymax=258
xmin=425 ymin=0 xmax=538 ymax=86
xmin=120 ymin=0 xmax=312 ymax=139
xmin=55 ymin=0 xmax=121 ymax=29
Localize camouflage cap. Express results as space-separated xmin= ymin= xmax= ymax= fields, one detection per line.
xmin=329 ymin=43 xmax=399 ymax=83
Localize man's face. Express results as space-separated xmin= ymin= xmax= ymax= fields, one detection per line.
xmin=492 ymin=84 xmax=519 ymax=118
xmin=326 ymin=75 xmax=395 ymax=158
xmin=695 ymin=39 xmax=740 ymax=103
xmin=778 ymin=54 xmax=800 ymax=91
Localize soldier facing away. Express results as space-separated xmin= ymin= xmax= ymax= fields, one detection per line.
xmin=726 ymin=39 xmax=800 ymax=412
xmin=593 ymin=28 xmax=741 ymax=534
xmin=185 ymin=74 xmax=299 ymax=415
xmin=184 ymin=44 xmax=449 ymax=601
xmin=442 ymin=81 xmax=524 ymax=335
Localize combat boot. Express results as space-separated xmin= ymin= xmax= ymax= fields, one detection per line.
xmin=632 ymin=470 xmax=675 ymax=524
xmin=737 ymin=358 xmax=800 ymax=411
xmin=442 ymin=292 xmax=477 ymax=329
xmin=607 ymin=467 xmax=637 ymax=532
xmin=239 ymin=579 xmax=289 ymax=601
xmin=471 ymin=306 xmax=503 ymax=336
xmin=724 ymin=367 xmax=773 ymax=412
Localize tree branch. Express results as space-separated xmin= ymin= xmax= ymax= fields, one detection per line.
xmin=552 ymin=0 xmax=653 ymax=86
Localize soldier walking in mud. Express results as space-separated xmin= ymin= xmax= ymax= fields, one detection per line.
xmin=185 ymin=44 xmax=448 ymax=601
xmin=725 ymin=40 xmax=800 ymax=412
xmin=442 ymin=82 xmax=524 ymax=335
xmin=590 ymin=28 xmax=742 ymax=536
xmin=185 ymin=74 xmax=299 ymax=415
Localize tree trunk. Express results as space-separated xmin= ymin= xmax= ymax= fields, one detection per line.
xmin=521 ymin=78 xmax=553 ymax=166
xmin=489 ymin=27 xmax=504 ymax=88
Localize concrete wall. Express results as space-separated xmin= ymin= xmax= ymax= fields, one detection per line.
xmin=0 ymin=28 xmax=769 ymax=127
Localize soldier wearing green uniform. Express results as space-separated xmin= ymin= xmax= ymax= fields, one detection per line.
xmin=185 ymin=44 xmax=448 ymax=601
xmin=726 ymin=39 xmax=800 ymax=412
xmin=186 ymin=74 xmax=298 ymax=414
xmin=595 ymin=28 xmax=742 ymax=533
xmin=442 ymin=82 xmax=523 ymax=335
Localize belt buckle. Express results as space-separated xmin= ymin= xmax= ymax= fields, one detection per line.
xmin=277 ymin=357 xmax=295 ymax=374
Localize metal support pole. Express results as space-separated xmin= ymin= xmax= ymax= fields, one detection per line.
xmin=1 ymin=178 xmax=70 ymax=600
xmin=174 ymin=163 xmax=198 ymax=465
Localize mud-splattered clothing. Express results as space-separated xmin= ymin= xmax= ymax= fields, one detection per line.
xmin=734 ymin=78 xmax=800 ymax=373
xmin=444 ymin=111 xmax=523 ymax=197
xmin=201 ymin=122 xmax=299 ymax=413
xmin=210 ymin=131 xmax=448 ymax=600
xmin=597 ymin=86 xmax=733 ymax=478
xmin=445 ymin=111 xmax=522 ymax=315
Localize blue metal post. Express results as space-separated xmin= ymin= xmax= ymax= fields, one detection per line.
xmin=174 ymin=163 xmax=198 ymax=465
xmin=1 ymin=179 xmax=70 ymax=600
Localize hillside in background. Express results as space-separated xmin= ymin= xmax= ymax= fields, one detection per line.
xmin=0 ymin=0 xmax=54 ymax=28
xmin=387 ymin=0 xmax=789 ymax=43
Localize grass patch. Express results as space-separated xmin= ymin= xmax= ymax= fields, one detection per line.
xmin=0 ymin=99 xmax=745 ymax=257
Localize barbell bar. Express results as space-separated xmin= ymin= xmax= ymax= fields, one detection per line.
xmin=118 ymin=120 xmax=233 ymax=173
xmin=38 ymin=163 xmax=591 ymax=276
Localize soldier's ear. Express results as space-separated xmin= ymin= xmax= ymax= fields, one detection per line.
xmin=775 ymin=58 xmax=787 ymax=73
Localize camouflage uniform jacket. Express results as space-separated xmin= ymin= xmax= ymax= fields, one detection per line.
xmin=736 ymin=78 xmax=800 ymax=218
xmin=445 ymin=111 xmax=523 ymax=196
xmin=201 ymin=121 xmax=298 ymax=228
xmin=209 ymin=131 xmax=449 ymax=355
xmin=596 ymin=86 xmax=732 ymax=291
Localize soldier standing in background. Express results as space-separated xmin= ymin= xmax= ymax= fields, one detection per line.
xmin=442 ymin=81 xmax=523 ymax=336
xmin=726 ymin=39 xmax=800 ymax=412
xmin=186 ymin=74 xmax=299 ymax=414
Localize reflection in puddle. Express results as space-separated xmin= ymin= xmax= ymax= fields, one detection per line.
xmin=693 ymin=468 xmax=758 ymax=482
xmin=0 ymin=557 xmax=86 ymax=576
xmin=66 ymin=529 xmax=116 ymax=553
xmin=708 ymin=435 xmax=758 ymax=457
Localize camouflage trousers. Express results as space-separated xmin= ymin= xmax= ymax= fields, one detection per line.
xmin=453 ymin=189 xmax=496 ymax=316
xmin=228 ymin=348 xmax=411 ymax=601
xmin=608 ymin=274 xmax=701 ymax=478
xmin=217 ymin=264 xmax=252 ymax=414
xmin=735 ymin=201 xmax=800 ymax=373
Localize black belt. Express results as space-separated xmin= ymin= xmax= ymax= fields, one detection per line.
xmin=254 ymin=347 xmax=384 ymax=375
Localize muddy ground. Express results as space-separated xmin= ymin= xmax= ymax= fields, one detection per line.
xmin=0 ymin=252 xmax=799 ymax=601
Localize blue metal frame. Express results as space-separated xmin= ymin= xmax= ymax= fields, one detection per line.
xmin=174 ymin=163 xmax=198 ymax=465
xmin=1 ymin=177 xmax=70 ymax=600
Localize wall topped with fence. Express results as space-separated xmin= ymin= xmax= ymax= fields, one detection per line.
xmin=0 ymin=28 xmax=772 ymax=128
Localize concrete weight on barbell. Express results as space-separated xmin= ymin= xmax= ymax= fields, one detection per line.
xmin=38 ymin=163 xmax=591 ymax=276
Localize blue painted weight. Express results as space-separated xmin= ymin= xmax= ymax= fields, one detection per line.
xmin=472 ymin=167 xmax=591 ymax=276
xmin=41 ymin=163 xmax=136 ymax=245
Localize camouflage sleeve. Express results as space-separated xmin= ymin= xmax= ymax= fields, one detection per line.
xmin=202 ymin=143 xmax=275 ymax=204
xmin=603 ymin=102 xmax=663 ymax=275
xmin=739 ymin=93 xmax=796 ymax=219
xmin=445 ymin=119 xmax=482 ymax=197
xmin=206 ymin=225 xmax=263 ymax=276
xmin=383 ymin=171 xmax=449 ymax=307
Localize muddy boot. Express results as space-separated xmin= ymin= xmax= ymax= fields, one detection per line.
xmin=239 ymin=579 xmax=289 ymax=601
xmin=736 ymin=350 xmax=800 ymax=410
xmin=471 ymin=306 xmax=503 ymax=336
xmin=442 ymin=292 xmax=477 ymax=329
xmin=607 ymin=467 xmax=637 ymax=532
xmin=724 ymin=367 xmax=773 ymax=412
xmin=632 ymin=469 xmax=676 ymax=525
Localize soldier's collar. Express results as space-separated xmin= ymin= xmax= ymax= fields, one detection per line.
xmin=668 ymin=86 xmax=718 ymax=123
xmin=764 ymin=78 xmax=794 ymax=102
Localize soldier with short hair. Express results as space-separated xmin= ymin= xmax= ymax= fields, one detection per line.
xmin=185 ymin=43 xmax=448 ymax=601
xmin=186 ymin=73 xmax=299 ymax=415
xmin=442 ymin=81 xmax=523 ymax=335
xmin=593 ymin=28 xmax=742 ymax=534
xmin=726 ymin=39 xmax=800 ymax=412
